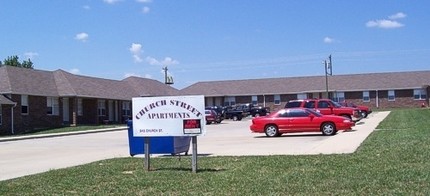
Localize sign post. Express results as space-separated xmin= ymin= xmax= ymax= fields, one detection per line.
xmin=132 ymin=95 xmax=206 ymax=172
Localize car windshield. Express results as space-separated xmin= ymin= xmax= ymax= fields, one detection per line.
xmin=331 ymin=100 xmax=342 ymax=108
xmin=306 ymin=109 xmax=323 ymax=117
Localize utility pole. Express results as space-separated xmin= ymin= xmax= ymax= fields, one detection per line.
xmin=162 ymin=66 xmax=174 ymax=85
xmin=324 ymin=55 xmax=332 ymax=99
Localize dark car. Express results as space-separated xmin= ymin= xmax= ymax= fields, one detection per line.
xmin=250 ymin=106 xmax=270 ymax=117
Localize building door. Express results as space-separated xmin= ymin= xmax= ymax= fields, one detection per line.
xmin=63 ymin=98 xmax=69 ymax=123
xmin=108 ymin=100 xmax=114 ymax=122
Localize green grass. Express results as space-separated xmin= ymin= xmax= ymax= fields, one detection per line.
xmin=1 ymin=109 xmax=429 ymax=195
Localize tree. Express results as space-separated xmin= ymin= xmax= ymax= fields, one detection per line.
xmin=2 ymin=55 xmax=34 ymax=69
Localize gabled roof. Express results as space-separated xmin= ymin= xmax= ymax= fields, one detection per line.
xmin=180 ymin=70 xmax=430 ymax=96
xmin=0 ymin=66 xmax=179 ymax=100
xmin=0 ymin=95 xmax=15 ymax=105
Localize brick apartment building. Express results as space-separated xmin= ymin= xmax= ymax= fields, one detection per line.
xmin=180 ymin=71 xmax=430 ymax=111
xmin=1 ymin=65 xmax=429 ymax=135
xmin=0 ymin=66 xmax=178 ymax=135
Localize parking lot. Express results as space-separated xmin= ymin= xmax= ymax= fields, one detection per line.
xmin=0 ymin=111 xmax=389 ymax=181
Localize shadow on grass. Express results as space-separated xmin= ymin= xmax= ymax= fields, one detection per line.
xmin=152 ymin=167 xmax=226 ymax=173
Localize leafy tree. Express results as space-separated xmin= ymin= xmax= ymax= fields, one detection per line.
xmin=2 ymin=55 xmax=34 ymax=69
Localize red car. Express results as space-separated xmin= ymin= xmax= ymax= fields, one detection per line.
xmin=339 ymin=102 xmax=372 ymax=118
xmin=250 ymin=108 xmax=354 ymax=137
xmin=205 ymin=110 xmax=217 ymax=124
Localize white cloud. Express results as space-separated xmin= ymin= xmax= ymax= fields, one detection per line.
xmin=136 ymin=0 xmax=152 ymax=3
xmin=75 ymin=32 xmax=89 ymax=42
xmin=103 ymin=0 xmax=123 ymax=4
xmin=366 ymin=12 xmax=406 ymax=29
xmin=142 ymin=6 xmax=150 ymax=14
xmin=129 ymin=43 xmax=143 ymax=63
xmin=366 ymin=19 xmax=404 ymax=29
xmin=124 ymin=73 xmax=152 ymax=79
xmin=389 ymin=12 xmax=406 ymax=20
xmin=24 ymin=52 xmax=39 ymax=60
xmin=323 ymin=37 xmax=334 ymax=43
xmin=69 ymin=68 xmax=80 ymax=74
xmin=146 ymin=56 xmax=179 ymax=66
xmin=83 ymin=5 xmax=90 ymax=10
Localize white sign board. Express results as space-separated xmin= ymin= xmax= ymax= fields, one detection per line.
xmin=132 ymin=95 xmax=206 ymax=137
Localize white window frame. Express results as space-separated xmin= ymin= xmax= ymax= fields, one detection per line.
xmin=333 ymin=92 xmax=345 ymax=103
xmin=413 ymin=89 xmax=427 ymax=100
xmin=77 ymin=98 xmax=83 ymax=116
xmin=47 ymin=97 xmax=59 ymax=115
xmin=98 ymin=100 xmax=106 ymax=116
xmin=122 ymin=101 xmax=131 ymax=116
xmin=224 ymin=96 xmax=236 ymax=106
xmin=21 ymin=95 xmax=29 ymax=115
xmin=388 ymin=90 xmax=395 ymax=101
xmin=297 ymin=93 xmax=307 ymax=100
xmin=274 ymin=94 xmax=281 ymax=105
xmin=363 ymin=91 xmax=370 ymax=102
xmin=251 ymin=96 xmax=258 ymax=106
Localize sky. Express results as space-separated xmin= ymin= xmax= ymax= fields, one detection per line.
xmin=1 ymin=1 xmax=430 ymax=89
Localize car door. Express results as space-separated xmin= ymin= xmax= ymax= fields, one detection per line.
xmin=286 ymin=109 xmax=313 ymax=131
xmin=276 ymin=110 xmax=291 ymax=132
xmin=316 ymin=100 xmax=333 ymax=115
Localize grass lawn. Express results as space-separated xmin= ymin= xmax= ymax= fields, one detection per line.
xmin=1 ymin=109 xmax=429 ymax=195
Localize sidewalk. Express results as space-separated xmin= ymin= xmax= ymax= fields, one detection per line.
xmin=0 ymin=126 xmax=127 ymax=142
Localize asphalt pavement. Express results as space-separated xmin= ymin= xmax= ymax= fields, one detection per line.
xmin=0 ymin=111 xmax=390 ymax=181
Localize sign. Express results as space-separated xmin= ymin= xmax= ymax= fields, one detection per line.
xmin=132 ymin=95 xmax=206 ymax=137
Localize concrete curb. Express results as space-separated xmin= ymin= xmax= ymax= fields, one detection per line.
xmin=0 ymin=127 xmax=127 ymax=142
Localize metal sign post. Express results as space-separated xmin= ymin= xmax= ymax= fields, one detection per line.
xmin=192 ymin=136 xmax=198 ymax=173
xmin=144 ymin=137 xmax=150 ymax=171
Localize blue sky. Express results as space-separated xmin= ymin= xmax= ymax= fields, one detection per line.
xmin=1 ymin=1 xmax=429 ymax=89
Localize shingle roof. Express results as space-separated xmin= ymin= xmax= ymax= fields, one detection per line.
xmin=0 ymin=95 xmax=15 ymax=105
xmin=0 ymin=66 xmax=178 ymax=100
xmin=180 ymin=70 xmax=430 ymax=96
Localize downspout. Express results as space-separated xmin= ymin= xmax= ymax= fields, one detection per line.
xmin=263 ymin=94 xmax=266 ymax=107
xmin=11 ymin=103 xmax=16 ymax=135
xmin=376 ymin=90 xmax=379 ymax=108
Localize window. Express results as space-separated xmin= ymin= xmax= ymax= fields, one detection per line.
xmin=98 ymin=100 xmax=106 ymax=116
xmin=288 ymin=109 xmax=309 ymax=117
xmin=274 ymin=94 xmax=281 ymax=105
xmin=0 ymin=105 xmax=2 ymax=125
xmin=224 ymin=96 xmax=236 ymax=106
xmin=77 ymin=98 xmax=83 ymax=116
xmin=332 ymin=92 xmax=345 ymax=103
xmin=414 ymin=89 xmax=427 ymax=100
xmin=21 ymin=95 xmax=28 ymax=114
xmin=317 ymin=101 xmax=330 ymax=108
xmin=297 ymin=93 xmax=307 ymax=100
xmin=122 ymin=101 xmax=131 ymax=116
xmin=304 ymin=101 xmax=315 ymax=108
xmin=252 ymin=96 xmax=258 ymax=106
xmin=363 ymin=91 xmax=370 ymax=102
xmin=285 ymin=101 xmax=302 ymax=108
xmin=47 ymin=97 xmax=59 ymax=115
xmin=388 ymin=90 xmax=395 ymax=101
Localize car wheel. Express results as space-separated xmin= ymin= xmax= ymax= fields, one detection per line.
xmin=265 ymin=125 xmax=280 ymax=137
xmin=321 ymin=122 xmax=336 ymax=136
xmin=361 ymin=111 xmax=368 ymax=118
xmin=233 ymin=115 xmax=238 ymax=121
